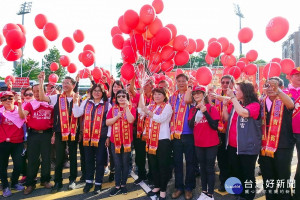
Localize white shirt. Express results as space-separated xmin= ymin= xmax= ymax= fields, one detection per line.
xmin=49 ymin=94 xmax=73 ymax=106
xmin=138 ymin=103 xmax=173 ymax=140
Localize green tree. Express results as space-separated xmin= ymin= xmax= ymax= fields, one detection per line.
xmin=13 ymin=58 xmax=41 ymax=80
xmin=115 ymin=61 xmax=123 ymax=78
xmin=43 ymin=46 xmax=67 ymax=82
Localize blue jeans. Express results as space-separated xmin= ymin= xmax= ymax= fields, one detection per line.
xmin=84 ymin=138 xmax=107 ymax=184
xmin=111 ymin=143 xmax=131 ymax=186
xmin=172 ymin=134 xmax=195 ymax=191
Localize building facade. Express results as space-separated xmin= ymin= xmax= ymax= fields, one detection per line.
xmin=282 ymin=27 xmax=300 ymax=67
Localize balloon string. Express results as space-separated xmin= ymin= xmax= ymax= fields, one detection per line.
xmin=267 ymin=62 xmax=272 ymax=80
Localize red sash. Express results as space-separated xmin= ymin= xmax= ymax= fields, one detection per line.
xmin=261 ymin=97 xmax=284 ymax=158
xmin=144 ymin=103 xmax=166 ymax=154
xmin=137 ymin=94 xmax=154 ymax=139
xmin=112 ymin=105 xmax=132 ymax=153
xmin=58 ymin=94 xmax=78 ymax=141
xmin=83 ymin=101 xmax=105 ymax=147
xmin=170 ymin=91 xmax=187 ymax=139
xmin=293 ymin=96 xmax=300 ymax=118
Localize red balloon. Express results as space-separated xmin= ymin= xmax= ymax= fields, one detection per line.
xmin=78 ymin=53 xmax=83 ymax=62
xmin=228 ymin=66 xmax=241 ymax=79
xmin=67 ymin=63 xmax=77 ymax=73
xmin=79 ymin=68 xmax=91 ymax=79
xmin=130 ymin=34 xmax=144 ymax=51
xmin=236 ymin=61 xmax=246 ymax=72
xmin=50 ymin=62 xmax=59 ymax=71
xmin=118 ymin=15 xmax=131 ymax=34
xmin=185 ymin=39 xmax=197 ymax=54
xmin=59 ymin=55 xmax=70 ymax=67
xmin=35 ymin=14 xmax=48 ymax=29
xmin=152 ymin=0 xmax=164 ymax=14
xmin=161 ymin=45 xmax=175 ymax=61
xmin=121 ymin=46 xmax=137 ymax=64
xmin=238 ymin=27 xmax=253 ymax=43
xmin=173 ymin=35 xmax=188 ymax=51
xmin=33 ymin=36 xmax=48 ymax=52
xmin=161 ymin=59 xmax=175 ymax=72
xmin=3 ymin=23 xmax=21 ymax=37
xmin=208 ymin=38 xmax=217 ymax=45
xmin=165 ymin=24 xmax=177 ymax=40
xmin=17 ymin=24 xmax=26 ymax=34
xmin=43 ymin=23 xmax=59 ymax=41
xmin=263 ymin=62 xmax=281 ymax=79
xmin=266 ymin=16 xmax=289 ymax=42
xmin=224 ymin=43 xmax=235 ymax=55
xmin=83 ymin=44 xmax=95 ymax=53
xmin=149 ymin=63 xmax=161 ymax=73
xmin=5 ymin=75 xmax=15 ymax=83
xmin=49 ymin=73 xmax=58 ymax=83
xmin=6 ymin=30 xmax=26 ymax=49
xmin=223 ymin=66 xmax=231 ymax=75
xmin=73 ymin=29 xmax=84 ymax=43
xmin=124 ymin=10 xmax=139 ymax=29
xmin=140 ymin=4 xmax=156 ymax=25
xmin=196 ymin=67 xmax=213 ymax=86
xmin=82 ymin=50 xmax=95 ymax=67
xmin=271 ymin=57 xmax=281 ymax=64
xmin=244 ymin=64 xmax=257 ymax=75
xmin=238 ymin=57 xmax=249 ymax=65
xmin=121 ymin=63 xmax=135 ymax=80
xmin=111 ymin=26 xmax=122 ymax=37
xmin=112 ymin=34 xmax=124 ymax=50
xmin=205 ymin=54 xmax=215 ymax=65
xmin=150 ymin=52 xmax=161 ymax=65
xmin=92 ymin=67 xmax=103 ymax=79
xmin=0 ymin=34 xmax=4 ymax=46
xmin=176 ymin=68 xmax=184 ymax=76
xmin=207 ymin=41 xmax=222 ymax=58
xmin=280 ymin=58 xmax=295 ymax=74
xmin=195 ymin=39 xmax=205 ymax=52
xmin=134 ymin=20 xmax=147 ymax=34
xmin=153 ymin=27 xmax=172 ymax=47
xmin=62 ymin=37 xmax=75 ymax=53
xmin=217 ymin=37 xmax=229 ymax=52
xmin=246 ymin=50 xmax=258 ymax=62
xmin=223 ymin=55 xmax=236 ymax=67
xmin=138 ymin=41 xmax=151 ymax=59
xmin=174 ymin=50 xmax=189 ymax=66
xmin=2 ymin=45 xmax=22 ymax=61
xmin=149 ymin=17 xmax=163 ymax=36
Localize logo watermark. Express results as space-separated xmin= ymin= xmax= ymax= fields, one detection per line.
xmin=225 ymin=177 xmax=243 ymax=194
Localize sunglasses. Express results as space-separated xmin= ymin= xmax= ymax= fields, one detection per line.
xmin=1 ymin=97 xmax=13 ymax=102
xmin=24 ymin=93 xmax=33 ymax=97
xmin=117 ymin=95 xmax=126 ymax=99
xmin=221 ymin=81 xmax=230 ymax=85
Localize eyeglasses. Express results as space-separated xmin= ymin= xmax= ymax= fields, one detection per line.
xmin=263 ymin=83 xmax=270 ymax=89
xmin=117 ymin=95 xmax=126 ymax=99
xmin=221 ymin=81 xmax=230 ymax=85
xmin=1 ymin=97 xmax=13 ymax=102
xmin=24 ymin=93 xmax=33 ymax=97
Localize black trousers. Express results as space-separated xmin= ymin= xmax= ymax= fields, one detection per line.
xmin=259 ymin=148 xmax=294 ymax=200
xmin=133 ymin=136 xmax=147 ymax=180
xmin=172 ymin=134 xmax=196 ymax=191
xmin=26 ymin=130 xmax=52 ymax=186
xmin=108 ymin=142 xmax=115 ymax=172
xmin=0 ymin=142 xmax=24 ymax=188
xmin=84 ymin=138 xmax=107 ymax=184
xmin=294 ymin=134 xmax=300 ymax=199
xmin=217 ymin=132 xmax=230 ymax=186
xmin=79 ymin=140 xmax=86 ymax=180
xmin=195 ymin=145 xmax=218 ymax=195
xmin=228 ymin=146 xmax=257 ymax=200
xmin=148 ymin=139 xmax=171 ymax=192
xmin=54 ymin=132 xmax=78 ymax=184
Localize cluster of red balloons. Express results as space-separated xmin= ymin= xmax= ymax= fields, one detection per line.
xmin=262 ymin=58 xmax=295 ymax=79
xmin=111 ymin=0 xmax=206 ymax=82
xmin=1 ymin=23 xmax=26 ymax=61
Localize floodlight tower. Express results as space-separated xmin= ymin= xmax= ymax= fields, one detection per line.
xmin=17 ymin=2 xmax=32 ymax=77
xmin=234 ymin=3 xmax=244 ymax=56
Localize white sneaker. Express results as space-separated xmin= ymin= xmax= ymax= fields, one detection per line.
xmin=197 ymin=192 xmax=207 ymax=200
xmin=104 ymin=166 xmax=110 ymax=175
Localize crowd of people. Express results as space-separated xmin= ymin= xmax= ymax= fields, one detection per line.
xmin=0 ymin=67 xmax=299 ymax=200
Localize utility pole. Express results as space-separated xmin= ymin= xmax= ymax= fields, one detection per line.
xmin=17 ymin=2 xmax=32 ymax=77
xmin=234 ymin=4 xmax=244 ymax=56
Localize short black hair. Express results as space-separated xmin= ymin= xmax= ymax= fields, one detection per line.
xmin=221 ymin=75 xmax=235 ymax=84
xmin=64 ymin=76 xmax=76 ymax=85
xmin=89 ymin=84 xmax=108 ymax=102
xmin=268 ymin=77 xmax=284 ymax=87
xmin=115 ymin=89 xmax=129 ymax=106
xmin=110 ymin=80 xmax=124 ymax=105
xmin=176 ymin=73 xmax=189 ymax=81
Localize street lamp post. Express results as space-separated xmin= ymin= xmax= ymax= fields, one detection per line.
xmin=234 ymin=4 xmax=244 ymax=56
xmin=17 ymin=2 xmax=32 ymax=77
